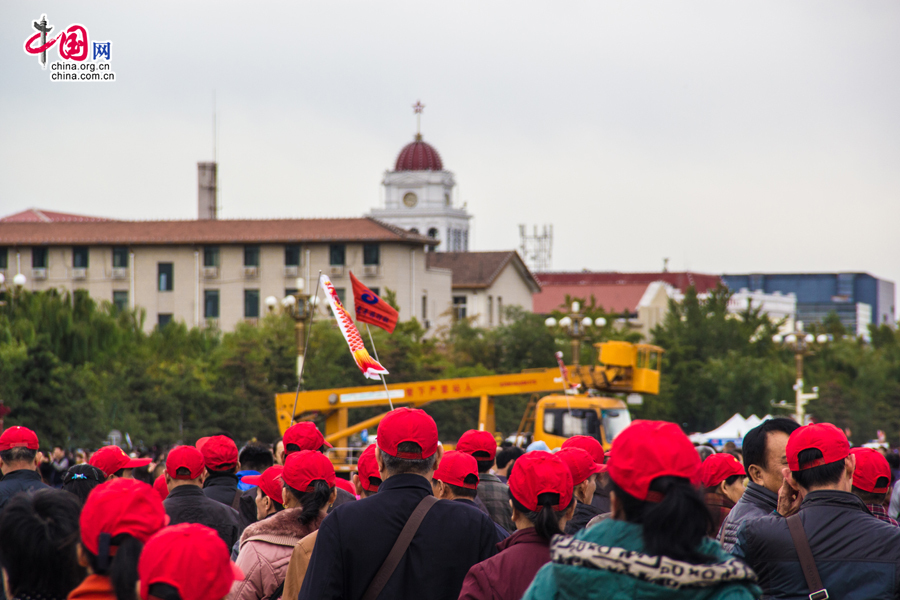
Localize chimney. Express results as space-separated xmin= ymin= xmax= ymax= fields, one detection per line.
xmin=198 ymin=162 xmax=217 ymax=220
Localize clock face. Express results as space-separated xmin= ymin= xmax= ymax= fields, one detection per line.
xmin=403 ymin=192 xmax=418 ymax=208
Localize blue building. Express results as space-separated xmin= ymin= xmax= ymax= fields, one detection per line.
xmin=722 ymin=272 xmax=895 ymax=337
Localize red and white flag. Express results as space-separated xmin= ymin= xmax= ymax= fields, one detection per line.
xmin=320 ymin=273 xmax=389 ymax=380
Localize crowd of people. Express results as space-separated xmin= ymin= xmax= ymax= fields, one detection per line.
xmin=1 ymin=411 xmax=900 ymax=599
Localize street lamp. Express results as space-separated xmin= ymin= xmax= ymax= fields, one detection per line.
xmin=545 ymin=301 xmax=606 ymax=367
xmin=772 ymin=321 xmax=831 ymax=425
xmin=266 ymin=278 xmax=316 ymax=384
xmin=0 ymin=272 xmax=26 ymax=310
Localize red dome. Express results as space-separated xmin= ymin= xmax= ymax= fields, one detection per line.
xmin=395 ymin=135 xmax=443 ymax=171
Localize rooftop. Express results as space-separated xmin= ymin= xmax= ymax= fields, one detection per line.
xmin=426 ymin=251 xmax=540 ymax=292
xmin=535 ymin=271 xmax=723 ymax=294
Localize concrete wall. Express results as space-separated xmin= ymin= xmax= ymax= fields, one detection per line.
xmin=451 ymin=261 xmax=537 ymax=328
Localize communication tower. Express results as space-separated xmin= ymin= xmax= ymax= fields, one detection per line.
xmin=519 ymin=224 xmax=553 ymax=272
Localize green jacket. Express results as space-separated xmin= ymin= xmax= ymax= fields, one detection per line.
xmin=522 ymin=519 xmax=761 ymax=600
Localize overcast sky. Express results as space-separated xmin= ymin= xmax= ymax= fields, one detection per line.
xmin=2 ymin=2 xmax=898 ymax=310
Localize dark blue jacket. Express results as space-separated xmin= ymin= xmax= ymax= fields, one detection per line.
xmin=0 ymin=469 xmax=48 ymax=511
xmin=733 ymin=490 xmax=900 ymax=599
xmin=298 ymin=473 xmax=498 ymax=600
xmin=718 ymin=481 xmax=777 ymax=553
xmin=455 ymin=497 xmax=510 ymax=544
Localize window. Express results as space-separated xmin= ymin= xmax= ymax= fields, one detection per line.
xmin=363 ymin=244 xmax=380 ymax=266
xmin=370 ymin=287 xmax=380 ymax=297
xmin=285 ymin=288 xmax=298 ymax=298
xmin=453 ymin=296 xmax=467 ymax=320
xmin=32 ymin=247 xmax=48 ymax=269
xmin=244 ymin=245 xmax=260 ymax=267
xmin=0 ymin=247 xmax=7 ymax=270
xmin=285 ymin=245 xmax=301 ymax=266
xmin=330 ymin=244 xmax=345 ymax=266
xmin=204 ymin=290 xmax=220 ymax=319
xmin=428 ymin=228 xmax=439 ymax=239
xmin=113 ymin=291 xmax=128 ymax=311
xmin=602 ymin=409 xmax=632 ymax=443
xmin=158 ymin=313 xmax=173 ymax=329
xmin=422 ymin=295 xmax=428 ymax=320
xmin=488 ymin=296 xmax=493 ymax=326
xmin=72 ymin=246 xmax=89 ymax=268
xmin=542 ymin=408 xmax=601 ymax=439
xmin=498 ymin=297 xmax=503 ymax=324
xmin=409 ymin=228 xmax=420 ymax=235
xmin=244 ymin=289 xmax=260 ymax=318
xmin=336 ymin=288 xmax=346 ymax=305
xmin=112 ymin=247 xmax=129 ymax=268
xmin=158 ymin=263 xmax=174 ymax=291
xmin=203 ymin=246 xmax=219 ymax=267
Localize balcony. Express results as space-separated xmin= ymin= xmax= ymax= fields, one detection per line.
xmin=72 ymin=268 xmax=87 ymax=280
xmin=33 ymin=268 xmax=47 ymax=280
xmin=284 ymin=265 xmax=300 ymax=277
xmin=363 ymin=265 xmax=380 ymax=277
xmin=330 ymin=265 xmax=344 ymax=278
xmin=243 ymin=266 xmax=259 ymax=279
xmin=202 ymin=266 xmax=219 ymax=279
xmin=112 ymin=267 xmax=128 ymax=280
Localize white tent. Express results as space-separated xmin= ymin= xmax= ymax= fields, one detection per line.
xmin=689 ymin=413 xmax=772 ymax=449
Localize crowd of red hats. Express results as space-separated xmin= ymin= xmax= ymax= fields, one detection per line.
xmin=3 ymin=412 xmax=900 ymax=600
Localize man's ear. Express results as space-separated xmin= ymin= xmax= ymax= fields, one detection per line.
xmin=846 ymin=454 xmax=857 ymax=481
xmin=375 ymin=447 xmax=386 ymax=476
xmin=747 ymin=464 xmax=763 ymax=486
xmin=77 ymin=544 xmax=90 ymax=568
xmin=352 ymin=473 xmax=364 ymax=497
xmin=432 ymin=445 xmax=443 ymax=472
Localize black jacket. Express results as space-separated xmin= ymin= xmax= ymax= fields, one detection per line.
xmin=164 ymin=484 xmax=241 ymax=549
xmin=717 ymin=481 xmax=777 ymax=553
xmin=564 ymin=499 xmax=603 ymax=535
xmin=591 ymin=483 xmax=611 ymax=514
xmin=0 ymin=469 xmax=48 ymax=511
xmin=733 ymin=490 xmax=900 ymax=599
xmin=203 ymin=472 xmax=256 ymax=531
xmin=298 ymin=473 xmax=498 ymax=600
xmin=455 ymin=497 xmax=510 ymax=544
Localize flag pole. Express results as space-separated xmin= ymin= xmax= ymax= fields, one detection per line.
xmin=365 ymin=323 xmax=393 ymax=410
xmin=291 ymin=271 xmax=322 ymax=424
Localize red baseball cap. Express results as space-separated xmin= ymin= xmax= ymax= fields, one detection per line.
xmin=377 ymin=408 xmax=438 ymax=460
xmin=283 ymin=450 xmax=336 ymax=491
xmin=80 ymin=478 xmax=168 ymax=556
xmin=850 ymin=447 xmax=891 ymax=494
xmin=456 ymin=430 xmax=497 ymax=461
xmin=284 ymin=422 xmax=332 ymax=453
xmin=434 ymin=451 xmax=480 ymax=489
xmin=200 ymin=435 xmax=238 ymax=471
xmin=153 ymin=475 xmax=169 ymax=501
xmin=356 ymin=445 xmax=381 ymax=492
xmin=0 ymin=426 xmax=39 ymax=451
xmin=139 ymin=523 xmax=243 ymax=600
xmin=786 ymin=423 xmax=850 ymax=472
xmin=561 ymin=435 xmax=606 ymax=467
xmin=508 ymin=451 xmax=573 ymax=512
xmin=89 ymin=446 xmax=152 ymax=477
xmin=607 ymin=420 xmax=701 ymax=502
xmin=556 ymin=447 xmax=603 ymax=486
xmin=241 ymin=466 xmax=285 ymax=504
xmin=699 ymin=453 xmax=746 ymax=488
xmin=166 ymin=446 xmax=205 ymax=480
xmin=195 ymin=437 xmax=211 ymax=451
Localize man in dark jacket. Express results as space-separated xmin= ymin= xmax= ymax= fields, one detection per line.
xmin=198 ymin=435 xmax=256 ymax=530
xmin=432 ymin=450 xmax=510 ymax=543
xmin=556 ymin=447 xmax=603 ymax=534
xmin=0 ymin=426 xmax=48 ymax=510
xmin=299 ymin=408 xmax=497 ymax=600
xmin=733 ymin=422 xmax=900 ymax=599
xmin=457 ymin=429 xmax=515 ymax=533
xmin=163 ymin=445 xmax=240 ymax=549
xmin=718 ymin=417 xmax=799 ymax=552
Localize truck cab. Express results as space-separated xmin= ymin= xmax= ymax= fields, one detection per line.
xmin=533 ymin=395 xmax=632 ymax=450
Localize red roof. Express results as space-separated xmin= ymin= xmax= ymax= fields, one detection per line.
xmin=395 ymin=135 xmax=443 ymax=171
xmin=535 ymin=271 xmax=723 ymax=294
xmin=533 ymin=283 xmax=651 ymax=315
xmin=1 ymin=208 xmax=111 ymax=223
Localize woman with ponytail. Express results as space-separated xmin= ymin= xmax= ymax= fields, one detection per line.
xmin=233 ymin=450 xmax=336 ymax=600
xmin=522 ymin=421 xmax=762 ymax=600
xmin=458 ymin=451 xmax=575 ymax=600
xmin=68 ymin=478 xmax=167 ymax=600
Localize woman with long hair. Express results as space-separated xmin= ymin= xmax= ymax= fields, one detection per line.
xmin=61 ymin=464 xmax=106 ymax=505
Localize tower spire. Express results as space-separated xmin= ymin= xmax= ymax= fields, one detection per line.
xmin=412 ymin=100 xmax=425 ymax=141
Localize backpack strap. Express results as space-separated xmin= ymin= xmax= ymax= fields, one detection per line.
xmin=361 ymin=495 xmax=438 ymax=600
xmin=231 ymin=488 xmax=243 ymax=511
xmin=786 ymin=514 xmax=829 ymax=600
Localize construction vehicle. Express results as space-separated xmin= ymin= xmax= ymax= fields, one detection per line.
xmin=274 ymin=340 xmax=663 ymax=472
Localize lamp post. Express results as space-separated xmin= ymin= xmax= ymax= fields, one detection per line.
xmin=544 ymin=301 xmax=606 ymax=367
xmin=0 ymin=272 xmax=27 ymax=311
xmin=266 ymin=278 xmax=318 ymax=384
xmin=773 ymin=321 xmax=830 ymax=425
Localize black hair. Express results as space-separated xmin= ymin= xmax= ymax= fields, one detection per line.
xmin=131 ymin=464 xmax=154 ymax=485
xmin=610 ymin=476 xmax=714 ymax=564
xmin=61 ymin=464 xmax=107 ymax=504
xmin=702 ymin=474 xmax=743 ymax=496
xmin=283 ymin=479 xmax=334 ymax=526
xmin=852 ymin=485 xmax=887 ymax=505
xmin=742 ymin=417 xmax=800 ymax=473
xmin=381 ymin=442 xmax=437 ymax=475
xmin=174 ymin=467 xmax=196 ymax=479
xmin=509 ymin=490 xmax=574 ymax=541
xmin=240 ymin=442 xmax=275 ymax=473
xmin=886 ymin=452 xmax=900 ymax=470
xmin=206 ymin=465 xmax=237 ymax=477
xmin=0 ymin=489 xmax=85 ymax=598
xmin=439 ymin=479 xmax=478 ymax=499
xmin=147 ymin=583 xmax=182 ymax=600
xmin=496 ymin=447 xmax=525 ymax=470
xmin=0 ymin=446 xmax=37 ymax=464
xmin=792 ymin=448 xmax=846 ymax=489
xmin=84 ymin=534 xmax=143 ymax=600
xmin=475 ymin=458 xmax=494 ymax=474
xmin=285 ymin=443 xmax=302 ymax=454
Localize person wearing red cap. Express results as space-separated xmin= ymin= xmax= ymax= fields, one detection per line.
xmin=352 ymin=444 xmax=381 ymax=498
xmin=432 ymin=451 xmax=510 ymax=544
xmin=699 ymin=452 xmax=746 ymax=537
xmin=233 ymin=451 xmax=336 ymax=600
xmin=199 ymin=435 xmax=257 ymax=531
xmin=524 ymin=420 xmax=761 ymax=600
xmin=163 ymin=445 xmax=241 ymax=550
xmin=556 ymin=447 xmax=603 ymax=535
xmin=88 ymin=445 xmax=151 ymax=481
xmin=153 ymin=474 xmax=169 ymax=501
xmin=459 ymin=451 xmax=576 ymax=600
xmin=282 ymin=422 xmax=356 ymax=510
xmin=138 ymin=523 xmax=243 ymax=600
xmin=457 ymin=429 xmax=515 ymax=533
xmin=299 ymin=407 xmax=497 ymax=600
xmin=0 ymin=425 xmax=49 ymax=509
xmin=67 ymin=478 xmax=167 ymax=600
xmin=850 ymin=447 xmax=898 ymax=526
xmin=561 ymin=435 xmax=612 ymax=513
xmin=734 ymin=423 xmax=900 ymax=599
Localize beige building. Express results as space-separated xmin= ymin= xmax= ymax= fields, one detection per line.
xmin=425 ymin=251 xmax=541 ymax=328
xmin=0 ymin=209 xmax=452 ymax=334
